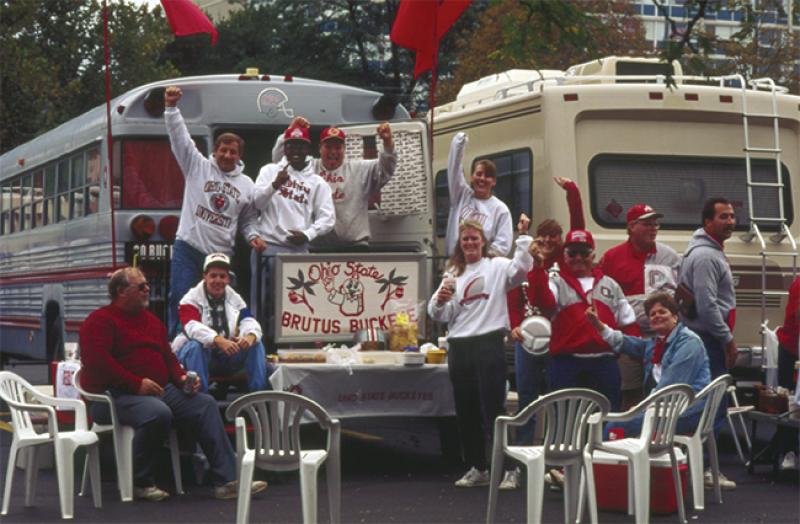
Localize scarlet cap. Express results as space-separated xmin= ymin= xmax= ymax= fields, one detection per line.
xmin=564 ymin=229 xmax=595 ymax=249
xmin=283 ymin=126 xmax=311 ymax=143
xmin=626 ymin=203 xmax=663 ymax=223
xmin=320 ymin=127 xmax=346 ymax=142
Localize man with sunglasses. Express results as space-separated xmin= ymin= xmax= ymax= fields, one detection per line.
xmin=79 ymin=268 xmax=267 ymax=501
xmin=539 ymin=229 xmax=637 ymax=411
xmin=598 ymin=204 xmax=680 ymax=408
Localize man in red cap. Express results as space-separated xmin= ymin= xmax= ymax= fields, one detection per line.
xmin=271 ymin=116 xmax=395 ymax=249
xmin=598 ymin=204 xmax=680 ymax=408
xmin=245 ymin=125 xmax=335 ymax=339
xmin=537 ymin=229 xmax=637 ymax=410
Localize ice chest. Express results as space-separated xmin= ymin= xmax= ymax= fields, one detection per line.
xmin=592 ymin=448 xmax=688 ymax=515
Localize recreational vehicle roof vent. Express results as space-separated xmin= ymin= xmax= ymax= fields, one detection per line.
xmin=565 ymin=56 xmax=682 ymax=85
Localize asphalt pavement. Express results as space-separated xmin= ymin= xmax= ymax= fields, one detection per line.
xmin=1 ymin=361 xmax=797 ymax=523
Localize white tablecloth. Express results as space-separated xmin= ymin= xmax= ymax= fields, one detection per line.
xmin=269 ymin=363 xmax=455 ymax=419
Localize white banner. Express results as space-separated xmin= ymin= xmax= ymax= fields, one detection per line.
xmin=275 ymin=253 xmax=428 ymax=343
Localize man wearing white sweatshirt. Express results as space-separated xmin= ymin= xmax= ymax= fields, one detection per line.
xmin=164 ymin=86 xmax=257 ymax=339
xmin=245 ymin=125 xmax=335 ymax=337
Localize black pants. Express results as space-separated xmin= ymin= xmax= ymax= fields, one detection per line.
xmin=447 ymin=330 xmax=507 ymax=471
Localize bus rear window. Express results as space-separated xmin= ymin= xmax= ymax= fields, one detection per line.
xmin=589 ymin=154 xmax=793 ymax=230
xmin=121 ymin=140 xmax=194 ymax=209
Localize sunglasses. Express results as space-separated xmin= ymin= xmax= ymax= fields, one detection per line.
xmin=565 ymin=248 xmax=593 ymax=259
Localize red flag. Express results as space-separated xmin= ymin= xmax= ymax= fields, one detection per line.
xmin=390 ymin=0 xmax=471 ymax=79
xmin=160 ymin=0 xmax=218 ymax=45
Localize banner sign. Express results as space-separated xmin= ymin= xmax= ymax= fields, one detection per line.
xmin=275 ymin=253 xmax=428 ymax=343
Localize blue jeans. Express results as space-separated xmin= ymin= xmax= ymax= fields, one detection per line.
xmin=168 ymin=239 xmax=206 ymax=340
xmin=89 ymin=384 xmax=235 ymax=487
xmin=547 ymin=355 xmax=621 ymax=411
xmin=176 ymin=339 xmax=268 ymax=393
xmin=513 ymin=341 xmax=548 ymax=445
xmin=250 ymin=244 xmax=308 ymax=338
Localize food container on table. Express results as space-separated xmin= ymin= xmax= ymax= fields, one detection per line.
xmin=353 ymin=328 xmax=387 ymax=351
xmin=389 ymin=312 xmax=418 ymax=352
xmin=399 ymin=349 xmax=425 ymax=366
xmin=277 ymin=350 xmax=327 ymax=364
xmin=426 ymin=348 xmax=447 ymax=364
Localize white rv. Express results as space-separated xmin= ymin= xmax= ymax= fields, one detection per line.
xmin=432 ymin=56 xmax=798 ymax=357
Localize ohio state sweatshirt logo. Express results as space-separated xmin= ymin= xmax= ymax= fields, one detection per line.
xmin=460 ymin=275 xmax=490 ymax=305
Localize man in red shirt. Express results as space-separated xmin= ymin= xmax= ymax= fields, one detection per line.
xmin=777 ymin=275 xmax=800 ymax=389
xmin=598 ymin=204 xmax=679 ymax=408
xmin=80 ymin=268 xmax=265 ymax=502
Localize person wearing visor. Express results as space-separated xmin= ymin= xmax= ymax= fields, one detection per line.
xmin=599 ymin=204 xmax=680 ymax=409
xmin=271 ymin=116 xmax=396 ymax=249
xmin=245 ymin=125 xmax=335 ymax=336
xmin=172 ymin=253 xmax=268 ymax=394
xmin=540 ymin=229 xmax=637 ymax=411
xmin=444 ymin=132 xmax=513 ymax=257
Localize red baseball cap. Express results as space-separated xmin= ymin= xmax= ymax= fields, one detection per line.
xmin=320 ymin=127 xmax=346 ymax=142
xmin=284 ymin=126 xmax=311 ymax=143
xmin=564 ymin=229 xmax=595 ymax=249
xmin=626 ymin=204 xmax=663 ymax=223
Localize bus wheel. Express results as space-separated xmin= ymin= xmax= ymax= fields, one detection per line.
xmin=45 ymin=302 xmax=64 ymax=365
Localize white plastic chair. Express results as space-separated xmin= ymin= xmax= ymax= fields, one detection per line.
xmin=486 ymin=388 xmax=611 ymax=524
xmin=0 ymin=371 xmax=101 ymax=519
xmin=72 ymin=368 xmax=183 ymax=501
xmin=225 ymin=391 xmax=341 ymax=524
xmin=589 ymin=384 xmax=694 ymax=524
xmin=674 ymin=374 xmax=732 ymax=511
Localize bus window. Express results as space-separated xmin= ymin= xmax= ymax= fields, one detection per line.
xmin=44 ymin=165 xmax=56 ymax=226
xmin=32 ymin=171 xmax=43 ymax=228
xmin=86 ymin=148 xmax=101 ymax=215
xmin=1 ymin=182 xmax=10 ymax=235
xmin=70 ymin=153 xmax=85 ymax=219
xmin=121 ymin=139 xmax=189 ymax=209
xmin=474 ymin=149 xmax=532 ymax=225
xmin=21 ymin=174 xmax=32 ymax=231
xmin=57 ymin=159 xmax=70 ymax=222
xmin=589 ymin=154 xmax=793 ymax=230
xmin=435 ymin=170 xmax=448 ymax=237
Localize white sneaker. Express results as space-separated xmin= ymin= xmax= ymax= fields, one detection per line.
xmin=780 ymin=451 xmax=797 ymax=470
xmin=544 ymin=468 xmax=565 ymax=490
xmin=134 ymin=485 xmax=170 ymax=502
xmin=454 ymin=467 xmax=489 ymax=487
xmin=704 ymin=470 xmax=736 ymax=490
xmin=499 ymin=468 xmax=521 ymax=490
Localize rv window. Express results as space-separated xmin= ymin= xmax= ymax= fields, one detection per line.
xmin=434 ymin=170 xmax=448 ymax=237
xmin=86 ymin=148 xmax=101 ymax=215
xmin=474 ymin=149 xmax=532 ymax=225
xmin=121 ymin=139 xmax=195 ymax=209
xmin=32 ymin=172 xmax=43 ymax=228
xmin=589 ymin=154 xmax=793 ymax=230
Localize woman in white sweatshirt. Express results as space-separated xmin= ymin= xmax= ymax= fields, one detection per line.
xmin=428 ymin=220 xmax=533 ymax=487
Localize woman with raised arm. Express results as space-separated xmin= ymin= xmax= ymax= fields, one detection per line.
xmin=428 ymin=221 xmax=534 ymax=488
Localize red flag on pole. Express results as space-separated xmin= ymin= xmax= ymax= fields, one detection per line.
xmin=390 ymin=0 xmax=471 ymax=79
xmin=160 ymin=0 xmax=218 ymax=45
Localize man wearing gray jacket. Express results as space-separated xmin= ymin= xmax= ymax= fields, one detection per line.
xmin=678 ymin=196 xmax=738 ymax=490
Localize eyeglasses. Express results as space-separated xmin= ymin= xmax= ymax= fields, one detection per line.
xmin=635 ymin=220 xmax=660 ymax=228
xmin=565 ymin=248 xmax=593 ymax=259
xmin=128 ymin=282 xmax=150 ymax=292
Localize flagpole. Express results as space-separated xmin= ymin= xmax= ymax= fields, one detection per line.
xmin=103 ymin=0 xmax=117 ymax=269
xmin=428 ymin=2 xmax=437 ymax=178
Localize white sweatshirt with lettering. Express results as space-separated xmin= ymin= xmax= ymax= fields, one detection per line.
xmin=245 ymin=158 xmax=335 ymax=246
xmin=165 ymin=107 xmax=256 ymax=255
xmin=428 ymin=236 xmax=533 ymax=339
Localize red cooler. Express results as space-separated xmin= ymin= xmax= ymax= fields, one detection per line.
xmin=592 ymin=448 xmax=688 ymax=515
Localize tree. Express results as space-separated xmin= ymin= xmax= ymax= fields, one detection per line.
xmin=1 ymin=0 xmax=178 ymax=153
xmin=436 ymin=0 xmax=653 ymax=103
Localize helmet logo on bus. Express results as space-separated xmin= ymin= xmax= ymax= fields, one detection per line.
xmin=209 ymin=192 xmax=230 ymax=213
xmin=257 ymin=88 xmax=294 ymax=119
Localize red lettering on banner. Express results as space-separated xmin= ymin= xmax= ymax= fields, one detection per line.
xmin=344 ymin=261 xmax=383 ymax=280
xmin=282 ymin=312 xmax=341 ymax=334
